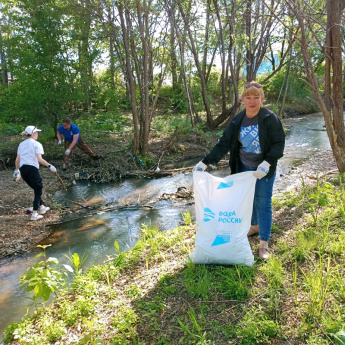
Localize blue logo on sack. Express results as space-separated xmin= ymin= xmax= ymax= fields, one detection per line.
xmin=203 ymin=208 xmax=215 ymax=222
xmin=217 ymin=180 xmax=234 ymax=189
xmin=212 ymin=234 xmax=230 ymax=246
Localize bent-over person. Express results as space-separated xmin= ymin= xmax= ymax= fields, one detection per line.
xmin=56 ymin=118 xmax=100 ymax=171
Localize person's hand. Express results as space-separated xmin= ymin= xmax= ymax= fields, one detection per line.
xmin=49 ymin=164 xmax=57 ymax=173
xmin=193 ymin=161 xmax=207 ymax=172
xmin=254 ymin=160 xmax=270 ymax=179
xmin=58 ymin=140 xmax=62 ymax=145
xmin=13 ymin=170 xmax=21 ymax=182
xmin=65 ymin=149 xmax=71 ymax=155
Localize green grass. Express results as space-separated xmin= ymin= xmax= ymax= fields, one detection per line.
xmin=3 ymin=174 xmax=345 ymax=344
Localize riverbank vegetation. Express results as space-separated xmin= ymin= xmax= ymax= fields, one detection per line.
xmin=4 ymin=173 xmax=345 ymax=344
xmin=1 ymin=0 xmax=345 ymax=172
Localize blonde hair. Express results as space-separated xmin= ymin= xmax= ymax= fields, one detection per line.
xmin=241 ymin=81 xmax=265 ymax=99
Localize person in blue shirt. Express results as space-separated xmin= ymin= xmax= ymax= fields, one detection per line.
xmin=194 ymin=82 xmax=285 ymax=260
xmin=57 ymin=118 xmax=100 ymax=171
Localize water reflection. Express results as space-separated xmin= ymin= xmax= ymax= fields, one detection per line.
xmin=280 ymin=113 xmax=329 ymax=174
xmin=0 ymin=113 xmax=332 ymax=341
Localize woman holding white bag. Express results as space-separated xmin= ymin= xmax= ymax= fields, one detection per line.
xmin=195 ymin=81 xmax=285 ymax=260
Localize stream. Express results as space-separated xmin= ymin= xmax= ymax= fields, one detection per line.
xmin=0 ymin=113 xmax=331 ymax=341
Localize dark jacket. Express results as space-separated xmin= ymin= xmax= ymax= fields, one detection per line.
xmin=202 ymin=107 xmax=285 ymax=180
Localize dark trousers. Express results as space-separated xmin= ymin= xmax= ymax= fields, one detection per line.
xmin=19 ymin=165 xmax=43 ymax=211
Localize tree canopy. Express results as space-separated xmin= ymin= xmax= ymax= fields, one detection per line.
xmin=0 ymin=0 xmax=344 ymax=169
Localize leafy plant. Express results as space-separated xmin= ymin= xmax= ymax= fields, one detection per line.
xmin=182 ymin=211 xmax=192 ymax=225
xmin=176 ymin=307 xmax=210 ymax=345
xmin=332 ymin=330 xmax=345 ymax=345
xmin=260 ymin=255 xmax=285 ymax=289
xmin=308 ymin=180 xmax=333 ymax=225
xmin=183 ymin=262 xmax=211 ymax=300
xmin=63 ymin=251 xmax=88 ymax=276
xmin=79 ymin=333 xmax=104 ymax=344
xmin=3 ymin=322 xmax=19 ymax=343
xmin=236 ymin=307 xmax=281 ymax=344
xmin=301 ymin=256 xmax=332 ymax=318
xmin=214 ymin=265 xmax=254 ymax=300
xmin=20 ymin=245 xmax=67 ymax=304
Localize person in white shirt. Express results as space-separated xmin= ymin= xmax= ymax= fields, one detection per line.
xmin=14 ymin=126 xmax=57 ymax=221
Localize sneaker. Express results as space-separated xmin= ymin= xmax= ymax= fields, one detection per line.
xmin=31 ymin=213 xmax=43 ymax=221
xmin=39 ymin=205 xmax=50 ymax=214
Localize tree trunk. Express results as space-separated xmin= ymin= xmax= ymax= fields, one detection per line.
xmin=213 ymin=0 xmax=227 ymax=113
xmin=78 ymin=3 xmax=92 ymax=112
xmin=245 ymin=0 xmax=253 ymax=81
xmin=0 ymin=25 xmax=8 ymax=86
xmin=325 ymin=0 xmax=345 ymax=171
xmin=107 ymin=9 xmax=116 ymax=90
xmin=117 ymin=3 xmax=140 ymax=156
xmin=288 ymin=0 xmax=345 ymax=172
xmin=137 ymin=0 xmax=150 ymax=157
xmin=278 ymin=45 xmax=293 ymax=118
xmin=176 ymin=0 xmax=214 ymax=127
xmin=169 ymin=2 xmax=178 ymax=90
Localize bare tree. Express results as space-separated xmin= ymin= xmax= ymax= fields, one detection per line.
xmin=285 ymin=0 xmax=345 ymax=172
xmin=95 ymin=0 xmax=169 ymax=157
xmin=175 ymin=0 xmax=214 ymax=127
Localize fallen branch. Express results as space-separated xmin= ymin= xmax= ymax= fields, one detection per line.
xmin=55 ymin=172 xmax=67 ymax=191
xmin=125 ymin=160 xmax=229 ymax=178
xmin=46 ymin=203 xmax=192 ymax=227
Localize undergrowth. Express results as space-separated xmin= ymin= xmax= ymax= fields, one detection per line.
xmin=3 ymin=174 xmax=345 ymax=344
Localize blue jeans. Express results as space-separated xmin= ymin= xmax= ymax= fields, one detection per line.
xmin=240 ymin=163 xmax=275 ymax=242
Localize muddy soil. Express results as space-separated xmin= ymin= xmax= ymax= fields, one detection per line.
xmin=0 ymin=128 xmax=338 ymax=261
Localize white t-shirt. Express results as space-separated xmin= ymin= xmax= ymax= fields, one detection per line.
xmin=17 ymin=138 xmax=44 ymax=169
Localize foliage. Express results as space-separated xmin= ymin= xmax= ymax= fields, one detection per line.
xmin=264 ymin=66 xmax=320 ymax=114
xmin=75 ymin=111 xmax=128 ymax=132
xmin=5 ymin=174 xmax=345 ymax=344
xmin=63 ymin=251 xmax=89 ymax=276
xmin=92 ymin=70 xmax=130 ymax=111
xmin=19 ymin=245 xmax=67 ymax=304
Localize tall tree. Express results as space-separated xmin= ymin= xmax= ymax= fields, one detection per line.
xmin=98 ymin=0 xmax=169 ymax=157
xmin=285 ymin=0 xmax=345 ymax=172
xmin=175 ymin=0 xmax=214 ymax=127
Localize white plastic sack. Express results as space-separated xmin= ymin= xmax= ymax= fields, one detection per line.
xmin=190 ymin=171 xmax=256 ymax=266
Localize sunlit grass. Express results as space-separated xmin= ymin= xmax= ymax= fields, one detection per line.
xmin=4 ymin=174 xmax=345 ymax=344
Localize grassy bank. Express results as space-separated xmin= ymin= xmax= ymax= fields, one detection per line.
xmin=3 ymin=172 xmax=345 ymax=344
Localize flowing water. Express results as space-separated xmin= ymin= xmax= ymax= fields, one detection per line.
xmin=0 ymin=113 xmax=331 ymax=341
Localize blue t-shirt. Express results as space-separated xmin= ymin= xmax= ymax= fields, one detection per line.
xmin=239 ymin=115 xmax=263 ymax=167
xmin=58 ymin=123 xmax=81 ymax=143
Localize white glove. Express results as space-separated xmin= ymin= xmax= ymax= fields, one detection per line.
xmin=58 ymin=140 xmax=62 ymax=145
xmin=49 ymin=164 xmax=57 ymax=173
xmin=193 ymin=161 xmax=207 ymax=172
xmin=65 ymin=149 xmax=71 ymax=155
xmin=254 ymin=160 xmax=270 ymax=179
xmin=13 ymin=170 xmax=21 ymax=182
